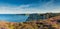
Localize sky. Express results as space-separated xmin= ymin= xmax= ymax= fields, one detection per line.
xmin=0 ymin=0 xmax=60 ymax=14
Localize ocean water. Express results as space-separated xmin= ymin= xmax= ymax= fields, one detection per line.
xmin=0 ymin=14 xmax=29 ymax=22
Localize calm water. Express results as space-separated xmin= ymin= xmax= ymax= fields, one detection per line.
xmin=0 ymin=14 xmax=29 ymax=22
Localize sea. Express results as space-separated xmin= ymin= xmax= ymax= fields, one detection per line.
xmin=0 ymin=14 xmax=29 ymax=22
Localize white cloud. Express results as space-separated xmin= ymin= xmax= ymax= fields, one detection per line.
xmin=0 ymin=3 xmax=60 ymax=14
xmin=0 ymin=4 xmax=41 ymax=14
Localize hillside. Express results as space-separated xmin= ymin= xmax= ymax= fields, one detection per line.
xmin=26 ymin=13 xmax=60 ymax=21
xmin=0 ymin=15 xmax=60 ymax=29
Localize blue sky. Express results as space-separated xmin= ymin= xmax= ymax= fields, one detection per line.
xmin=0 ymin=0 xmax=60 ymax=14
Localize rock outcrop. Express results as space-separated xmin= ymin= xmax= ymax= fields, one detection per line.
xmin=26 ymin=13 xmax=60 ymax=21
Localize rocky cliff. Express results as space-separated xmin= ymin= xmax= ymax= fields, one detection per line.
xmin=26 ymin=13 xmax=60 ymax=21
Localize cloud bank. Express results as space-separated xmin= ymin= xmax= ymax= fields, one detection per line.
xmin=0 ymin=0 xmax=60 ymax=14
